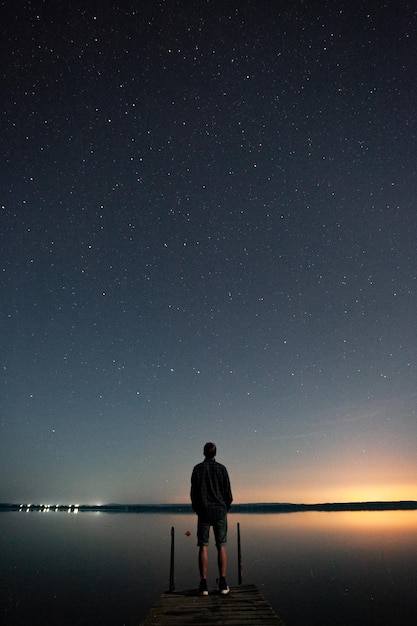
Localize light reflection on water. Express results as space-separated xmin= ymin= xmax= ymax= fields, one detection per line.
xmin=1 ymin=510 xmax=416 ymax=625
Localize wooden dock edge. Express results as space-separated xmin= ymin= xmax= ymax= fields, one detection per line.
xmin=141 ymin=583 xmax=286 ymax=625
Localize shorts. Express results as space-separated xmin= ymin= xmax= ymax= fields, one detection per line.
xmin=197 ymin=516 xmax=228 ymax=547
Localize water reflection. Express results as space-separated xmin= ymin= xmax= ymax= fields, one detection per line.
xmin=235 ymin=511 xmax=417 ymax=626
xmin=0 ymin=510 xmax=416 ymax=625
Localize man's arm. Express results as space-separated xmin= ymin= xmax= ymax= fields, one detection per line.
xmin=190 ymin=468 xmax=200 ymax=513
xmin=224 ymin=469 xmax=233 ymax=510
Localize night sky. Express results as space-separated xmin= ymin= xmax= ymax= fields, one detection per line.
xmin=1 ymin=1 xmax=416 ymax=505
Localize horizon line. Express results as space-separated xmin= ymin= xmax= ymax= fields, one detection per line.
xmin=1 ymin=499 xmax=416 ymax=511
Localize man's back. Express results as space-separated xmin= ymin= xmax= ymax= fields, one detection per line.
xmin=191 ymin=457 xmax=232 ymax=522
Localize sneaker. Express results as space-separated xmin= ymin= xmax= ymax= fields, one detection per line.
xmin=218 ymin=577 xmax=230 ymax=595
xmin=199 ymin=579 xmax=209 ymax=596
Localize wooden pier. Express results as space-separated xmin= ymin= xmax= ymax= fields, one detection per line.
xmin=141 ymin=525 xmax=285 ymax=624
xmin=141 ymin=583 xmax=286 ymax=625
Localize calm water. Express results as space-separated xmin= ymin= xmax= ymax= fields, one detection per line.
xmin=1 ymin=510 xmax=416 ymax=625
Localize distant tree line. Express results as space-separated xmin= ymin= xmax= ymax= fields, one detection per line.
xmin=1 ymin=501 xmax=416 ymax=513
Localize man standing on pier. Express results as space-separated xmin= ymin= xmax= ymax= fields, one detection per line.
xmin=190 ymin=442 xmax=233 ymax=596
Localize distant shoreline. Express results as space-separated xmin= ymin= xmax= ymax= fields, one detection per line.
xmin=1 ymin=501 xmax=416 ymax=513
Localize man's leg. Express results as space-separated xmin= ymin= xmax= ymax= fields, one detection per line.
xmin=213 ymin=517 xmax=228 ymax=578
xmin=199 ymin=546 xmax=208 ymax=579
xmin=216 ymin=545 xmax=230 ymax=594
xmin=213 ymin=519 xmax=229 ymax=594
xmin=217 ymin=545 xmax=227 ymax=577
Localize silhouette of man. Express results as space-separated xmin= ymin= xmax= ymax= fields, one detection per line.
xmin=190 ymin=442 xmax=233 ymax=595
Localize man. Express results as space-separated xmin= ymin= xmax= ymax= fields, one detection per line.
xmin=190 ymin=442 xmax=233 ymax=595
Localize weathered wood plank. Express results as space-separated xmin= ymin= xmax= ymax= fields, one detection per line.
xmin=141 ymin=584 xmax=285 ymax=625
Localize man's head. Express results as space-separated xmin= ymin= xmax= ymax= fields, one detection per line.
xmin=203 ymin=442 xmax=217 ymax=459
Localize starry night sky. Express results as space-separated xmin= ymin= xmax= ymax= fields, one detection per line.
xmin=1 ymin=1 xmax=416 ymax=505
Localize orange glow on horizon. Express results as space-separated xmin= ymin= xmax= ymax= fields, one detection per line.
xmin=233 ymin=481 xmax=416 ymax=506
xmin=330 ymin=484 xmax=416 ymax=505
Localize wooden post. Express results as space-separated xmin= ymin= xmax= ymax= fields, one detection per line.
xmin=169 ymin=526 xmax=175 ymax=592
xmin=237 ymin=522 xmax=243 ymax=585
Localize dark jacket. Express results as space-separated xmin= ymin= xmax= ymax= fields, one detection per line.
xmin=190 ymin=458 xmax=233 ymax=522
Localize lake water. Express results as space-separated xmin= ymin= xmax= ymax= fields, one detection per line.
xmin=1 ymin=509 xmax=416 ymax=625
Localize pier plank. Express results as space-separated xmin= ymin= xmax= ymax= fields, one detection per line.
xmin=141 ymin=584 xmax=285 ymax=625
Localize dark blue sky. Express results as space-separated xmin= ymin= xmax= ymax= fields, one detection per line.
xmin=1 ymin=1 xmax=416 ymax=504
